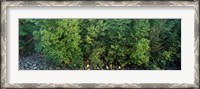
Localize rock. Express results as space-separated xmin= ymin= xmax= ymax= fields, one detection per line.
xmin=19 ymin=60 xmax=22 ymax=64
xmin=100 ymin=67 xmax=103 ymax=70
xmin=86 ymin=64 xmax=90 ymax=68
xmin=19 ymin=54 xmax=70 ymax=70
xmin=106 ymin=65 xmax=109 ymax=70
xmin=33 ymin=64 xmax=36 ymax=67
xmin=24 ymin=64 xmax=28 ymax=68
xmin=40 ymin=66 xmax=43 ymax=69
xmin=109 ymin=64 xmax=112 ymax=69
xmin=56 ymin=67 xmax=60 ymax=70
xmin=33 ymin=66 xmax=37 ymax=70
xmin=27 ymin=61 xmax=32 ymax=66
xmin=97 ymin=67 xmax=99 ymax=70
xmin=20 ymin=66 xmax=24 ymax=70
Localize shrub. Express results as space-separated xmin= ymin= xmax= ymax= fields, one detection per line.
xmin=19 ymin=19 xmax=41 ymax=56
xmin=103 ymin=19 xmax=132 ymax=68
xmin=148 ymin=19 xmax=181 ymax=70
xmin=129 ymin=20 xmax=150 ymax=67
xmin=79 ymin=19 xmax=151 ymax=69
xmin=33 ymin=19 xmax=84 ymax=69
xmin=79 ymin=19 xmax=107 ymax=69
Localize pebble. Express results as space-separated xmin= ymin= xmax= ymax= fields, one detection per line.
xmin=27 ymin=61 xmax=32 ymax=66
xmin=19 ymin=54 xmax=126 ymax=70
xmin=97 ymin=67 xmax=99 ymax=70
xmin=33 ymin=67 xmax=37 ymax=70
xmin=33 ymin=64 xmax=36 ymax=67
xmin=19 ymin=54 xmax=55 ymax=70
xmin=86 ymin=64 xmax=90 ymax=68
xmin=24 ymin=64 xmax=28 ymax=68
xmin=40 ymin=66 xmax=43 ymax=69
xmin=118 ymin=66 xmax=121 ymax=69
xmin=106 ymin=65 xmax=109 ymax=70
xmin=109 ymin=64 xmax=112 ymax=69
xmin=56 ymin=67 xmax=60 ymax=70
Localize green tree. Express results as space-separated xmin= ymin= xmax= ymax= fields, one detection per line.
xmin=148 ymin=19 xmax=181 ymax=70
xmin=19 ymin=19 xmax=42 ymax=56
xmin=79 ymin=19 xmax=106 ymax=69
xmin=33 ymin=19 xmax=84 ymax=69
xmin=128 ymin=20 xmax=150 ymax=68
xmin=103 ymin=19 xmax=132 ymax=69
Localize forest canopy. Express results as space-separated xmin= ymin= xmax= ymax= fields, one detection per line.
xmin=19 ymin=19 xmax=181 ymax=70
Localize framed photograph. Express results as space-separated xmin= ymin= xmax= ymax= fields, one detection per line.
xmin=1 ymin=0 xmax=199 ymax=88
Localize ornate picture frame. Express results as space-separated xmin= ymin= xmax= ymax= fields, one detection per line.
xmin=1 ymin=1 xmax=199 ymax=89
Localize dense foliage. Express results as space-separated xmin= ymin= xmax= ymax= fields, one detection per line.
xmin=19 ymin=19 xmax=181 ymax=70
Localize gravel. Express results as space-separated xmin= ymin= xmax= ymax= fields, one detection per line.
xmin=19 ymin=54 xmax=124 ymax=70
xmin=19 ymin=54 xmax=59 ymax=70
